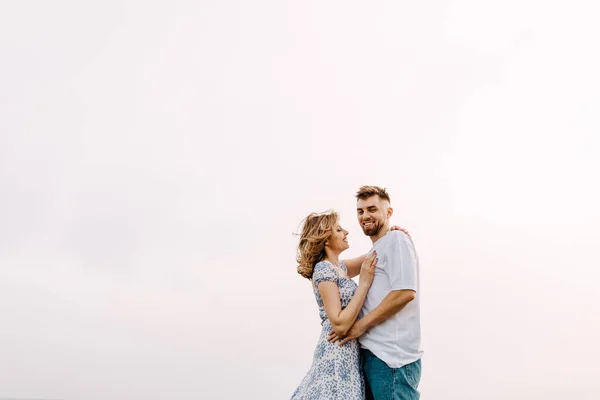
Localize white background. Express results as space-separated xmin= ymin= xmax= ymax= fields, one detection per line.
xmin=1 ymin=1 xmax=599 ymax=399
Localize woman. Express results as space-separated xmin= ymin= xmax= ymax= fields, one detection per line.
xmin=291 ymin=211 xmax=407 ymax=400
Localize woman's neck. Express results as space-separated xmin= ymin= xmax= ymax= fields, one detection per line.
xmin=324 ymin=250 xmax=341 ymax=266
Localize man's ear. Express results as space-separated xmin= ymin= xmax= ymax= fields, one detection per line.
xmin=387 ymin=206 xmax=394 ymax=218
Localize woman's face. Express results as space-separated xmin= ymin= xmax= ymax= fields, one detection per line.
xmin=327 ymin=222 xmax=349 ymax=252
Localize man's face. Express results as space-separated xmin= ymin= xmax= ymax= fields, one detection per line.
xmin=357 ymin=195 xmax=389 ymax=237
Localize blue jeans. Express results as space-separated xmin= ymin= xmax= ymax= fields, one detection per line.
xmin=361 ymin=349 xmax=421 ymax=400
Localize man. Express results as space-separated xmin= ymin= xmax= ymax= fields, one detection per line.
xmin=329 ymin=185 xmax=423 ymax=399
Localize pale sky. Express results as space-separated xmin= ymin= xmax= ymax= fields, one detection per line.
xmin=1 ymin=1 xmax=599 ymax=399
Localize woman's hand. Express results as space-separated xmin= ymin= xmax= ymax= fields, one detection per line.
xmin=359 ymin=251 xmax=377 ymax=288
xmin=390 ymin=225 xmax=410 ymax=236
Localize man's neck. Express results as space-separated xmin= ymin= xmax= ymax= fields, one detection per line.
xmin=370 ymin=224 xmax=391 ymax=244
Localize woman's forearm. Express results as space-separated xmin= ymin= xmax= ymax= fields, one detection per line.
xmin=330 ymin=284 xmax=370 ymax=335
xmin=343 ymin=254 xmax=367 ymax=278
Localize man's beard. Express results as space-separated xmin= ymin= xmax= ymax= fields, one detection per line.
xmin=361 ymin=219 xmax=384 ymax=237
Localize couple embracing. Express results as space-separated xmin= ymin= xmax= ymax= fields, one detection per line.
xmin=292 ymin=186 xmax=423 ymax=400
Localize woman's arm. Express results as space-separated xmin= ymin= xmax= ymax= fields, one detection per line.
xmin=342 ymin=255 xmax=366 ymax=279
xmin=318 ymin=253 xmax=377 ymax=336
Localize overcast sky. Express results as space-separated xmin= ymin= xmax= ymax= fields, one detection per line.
xmin=1 ymin=1 xmax=599 ymax=399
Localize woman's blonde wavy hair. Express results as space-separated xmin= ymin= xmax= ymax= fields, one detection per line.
xmin=296 ymin=210 xmax=338 ymax=280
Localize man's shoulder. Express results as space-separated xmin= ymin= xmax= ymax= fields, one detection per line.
xmin=376 ymin=231 xmax=415 ymax=255
xmin=372 ymin=231 xmax=403 ymax=251
xmin=385 ymin=230 xmax=411 ymax=245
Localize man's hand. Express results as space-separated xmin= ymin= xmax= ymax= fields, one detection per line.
xmin=328 ymin=320 xmax=368 ymax=346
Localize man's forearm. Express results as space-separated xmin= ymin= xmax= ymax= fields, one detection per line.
xmin=361 ymin=290 xmax=416 ymax=330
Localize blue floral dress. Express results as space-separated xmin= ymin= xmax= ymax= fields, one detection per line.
xmin=291 ymin=260 xmax=365 ymax=400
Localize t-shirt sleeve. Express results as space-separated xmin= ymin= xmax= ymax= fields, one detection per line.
xmin=386 ymin=236 xmax=418 ymax=292
xmin=312 ymin=261 xmax=338 ymax=287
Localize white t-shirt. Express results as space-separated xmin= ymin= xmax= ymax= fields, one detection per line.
xmin=359 ymin=230 xmax=423 ymax=368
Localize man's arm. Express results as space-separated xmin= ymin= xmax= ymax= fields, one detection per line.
xmin=334 ymin=289 xmax=415 ymax=345
xmin=359 ymin=289 xmax=415 ymax=329
xmin=333 ymin=232 xmax=418 ymax=345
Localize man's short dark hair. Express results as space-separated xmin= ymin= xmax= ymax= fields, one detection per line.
xmin=355 ymin=185 xmax=391 ymax=204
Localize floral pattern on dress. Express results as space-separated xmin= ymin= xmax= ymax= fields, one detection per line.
xmin=291 ymin=260 xmax=365 ymax=400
